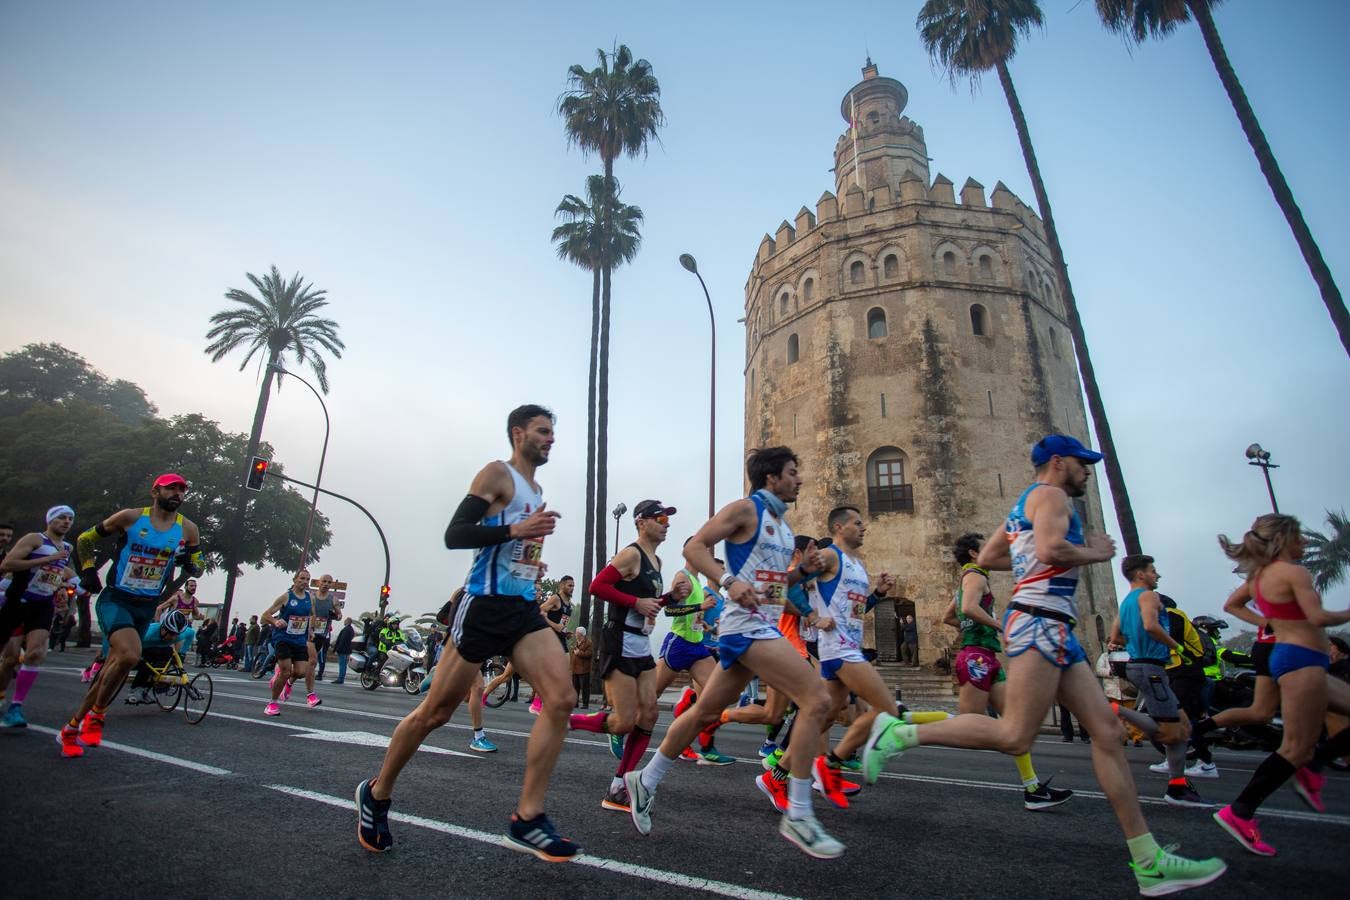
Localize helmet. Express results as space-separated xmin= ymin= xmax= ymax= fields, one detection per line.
xmin=1191 ymin=615 xmax=1227 ymax=632
xmin=159 ymin=609 xmax=188 ymax=636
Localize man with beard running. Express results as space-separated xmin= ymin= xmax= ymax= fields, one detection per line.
xmin=356 ymin=405 xmax=579 ymax=861
xmin=860 ymin=436 xmax=1226 ymax=896
xmin=0 ymin=506 xmax=78 ymax=727
xmin=624 ymin=447 xmax=844 ymax=859
xmin=61 ymin=474 xmax=203 ymax=756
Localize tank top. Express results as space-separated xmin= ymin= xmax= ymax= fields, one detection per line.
xmin=109 ymin=509 xmax=185 ymax=598
xmin=277 ymin=591 xmax=313 ymax=645
xmin=670 ymin=569 xmax=706 ymax=644
xmin=609 ymin=543 xmax=662 ymax=658
xmin=546 ymin=595 xmax=571 ymax=629
xmin=1006 ymin=484 xmax=1084 ymax=620
xmin=174 ymin=593 xmax=198 ymax=613
xmin=465 ymin=463 xmax=545 ymax=601
xmin=312 ymin=593 xmax=334 ymax=635
xmin=816 ymin=546 xmax=871 ymax=661
xmin=721 ymin=493 xmax=794 ymax=639
xmin=955 ymin=566 xmax=1002 ymax=652
xmin=1252 ymin=570 xmax=1306 ymax=621
xmin=5 ymin=535 xmax=71 ymax=604
xmin=1119 ymin=587 xmax=1170 ymax=662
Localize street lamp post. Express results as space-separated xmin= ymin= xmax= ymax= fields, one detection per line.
xmin=612 ymin=503 xmax=627 ymax=556
xmin=1245 ymin=443 xmax=1280 ymax=513
xmin=268 ymin=363 xmax=330 ymax=569
xmin=679 ymin=253 xmax=716 ymax=518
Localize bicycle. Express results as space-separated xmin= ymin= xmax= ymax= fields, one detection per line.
xmin=482 ymin=655 xmax=511 ymax=708
xmin=251 ymin=641 xmax=278 ymax=679
xmin=101 ymin=643 xmax=214 ymax=724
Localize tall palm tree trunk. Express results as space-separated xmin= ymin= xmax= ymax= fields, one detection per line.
xmin=220 ymin=349 xmax=280 ymax=626
xmin=996 ymin=61 xmax=1142 ymax=555
xmin=1186 ymin=0 xmax=1349 ymax=358
xmin=579 ymin=266 xmax=601 ymax=632
xmin=591 ymin=260 xmax=613 ymax=643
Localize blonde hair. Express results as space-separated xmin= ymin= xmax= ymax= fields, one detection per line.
xmin=1217 ymin=513 xmax=1302 ymax=574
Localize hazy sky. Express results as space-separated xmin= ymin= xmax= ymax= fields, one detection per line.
xmin=2 ymin=1 xmax=1347 ymax=629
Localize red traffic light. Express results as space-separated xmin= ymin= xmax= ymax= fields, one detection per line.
xmin=380 ymin=585 xmax=391 ymax=599
xmin=246 ymin=456 xmax=271 ymax=491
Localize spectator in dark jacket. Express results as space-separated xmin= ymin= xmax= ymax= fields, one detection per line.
xmin=333 ymin=618 xmax=356 ymax=684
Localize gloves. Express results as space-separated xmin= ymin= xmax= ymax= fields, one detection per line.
xmin=80 ymin=569 xmax=103 ymax=595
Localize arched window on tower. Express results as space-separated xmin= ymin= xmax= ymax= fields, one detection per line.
xmin=970 ymin=304 xmax=988 ymax=336
xmin=943 ymin=251 xmax=957 ymax=277
xmin=883 ymin=254 xmax=899 ymax=279
xmin=867 ymin=307 xmax=888 ymax=339
xmin=780 ymin=292 xmax=790 ymax=317
xmin=978 ymin=255 xmax=994 ymax=281
xmin=787 ymin=333 xmax=799 ymax=364
xmin=866 ymin=447 xmax=913 ymax=514
xmin=1049 ymin=327 xmax=1061 ymax=358
xmin=803 ymin=278 xmax=815 ymax=303
xmin=850 ymin=260 xmax=865 ymax=285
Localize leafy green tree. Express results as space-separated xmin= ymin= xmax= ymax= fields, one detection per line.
xmin=205 ymin=265 xmax=343 ymax=626
xmin=558 ymin=44 xmax=664 ymax=602
xmin=0 ymin=343 xmax=155 ymax=424
xmin=1095 ymin=0 xmax=1349 ymax=358
xmin=551 ymin=174 xmax=644 ymax=630
xmin=917 ymin=0 xmax=1141 ymax=554
xmin=1303 ymin=509 xmax=1350 ymax=594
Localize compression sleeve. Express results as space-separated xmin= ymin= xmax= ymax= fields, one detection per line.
xmin=76 ymin=526 xmax=104 ymax=570
xmin=590 ymin=564 xmax=636 ymax=609
xmin=866 ymin=591 xmax=884 ymax=613
xmin=444 ymin=495 xmax=513 ymax=549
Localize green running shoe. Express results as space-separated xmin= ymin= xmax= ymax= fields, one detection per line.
xmin=609 ymin=732 xmax=624 ymax=761
xmin=838 ymin=755 xmax=862 ymax=772
xmin=761 ymin=747 xmax=784 ymax=771
xmin=862 ymin=715 xmax=917 ymax=784
xmin=1130 ymin=845 xmax=1227 ymax=897
xmin=697 ymin=748 xmax=735 ymax=766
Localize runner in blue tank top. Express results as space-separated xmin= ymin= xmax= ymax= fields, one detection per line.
xmin=60 ymin=473 xmax=202 ymax=757
xmin=860 ymin=435 xmax=1227 ymax=897
xmin=260 ymin=570 xmax=318 ymax=716
xmin=356 ymin=404 xmax=580 ymax=863
xmin=623 ymin=447 xmax=846 ymax=860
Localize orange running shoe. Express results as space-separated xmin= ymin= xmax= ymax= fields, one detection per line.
xmin=755 ymin=771 xmax=788 ymax=813
xmin=679 ymin=747 xmax=700 ymax=761
xmin=812 ymin=756 xmax=850 ymax=809
xmin=57 ymin=724 xmax=85 ymax=758
xmin=78 ymin=711 xmax=106 ymax=747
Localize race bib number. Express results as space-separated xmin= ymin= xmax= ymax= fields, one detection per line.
xmin=117 ymin=553 xmax=170 ymax=593
xmin=754 ymin=569 xmax=787 ymax=618
xmin=287 ymin=615 xmax=309 ymax=636
xmin=848 ymin=591 xmax=868 ymax=620
xmin=32 ymin=565 xmax=65 ymax=597
xmin=510 ymin=536 xmax=544 ymax=582
xmin=691 ymin=617 xmax=704 ymax=633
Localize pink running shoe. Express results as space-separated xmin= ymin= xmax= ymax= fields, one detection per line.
xmin=307 ymin=692 xmax=322 ymax=708
xmin=529 ymin=696 xmax=542 ymax=715
xmin=1213 ymin=805 xmax=1276 ymax=856
xmin=264 ymin=702 xmax=281 ymax=717
xmin=281 ymin=680 xmax=293 ymax=703
xmin=1292 ymin=767 xmax=1326 ymax=813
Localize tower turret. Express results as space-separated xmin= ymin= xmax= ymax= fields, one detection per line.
xmin=834 ymin=60 xmax=929 ymax=197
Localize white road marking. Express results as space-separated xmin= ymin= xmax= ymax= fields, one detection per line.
xmin=205 ymin=711 xmax=477 ymax=758
xmin=29 ymin=724 xmax=232 ymax=776
xmin=264 ymin=783 xmax=802 ymax=900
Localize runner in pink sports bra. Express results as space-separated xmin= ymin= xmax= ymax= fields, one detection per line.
xmin=1251 ymin=571 xmax=1306 ymax=621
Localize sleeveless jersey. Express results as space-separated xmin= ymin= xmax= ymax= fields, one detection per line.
xmin=109 ymin=509 xmax=185 ymax=598
xmin=955 ymin=567 xmax=1002 ymax=653
xmin=721 ymin=494 xmax=794 ymax=639
xmin=465 ymin=463 xmax=544 ymax=601
xmin=816 ymin=546 xmax=871 ymax=661
xmin=1005 ymin=484 xmax=1084 ymax=620
xmin=670 ymin=568 xmax=706 ymax=644
xmin=277 ymin=591 xmax=313 ymax=645
xmin=312 ymin=593 xmax=335 ymax=635
xmin=174 ymin=593 xmax=198 ymax=613
xmin=609 ymin=543 xmax=662 ymax=658
xmin=5 ymin=535 xmax=71 ymax=604
xmin=1119 ymin=587 xmax=1170 ymax=662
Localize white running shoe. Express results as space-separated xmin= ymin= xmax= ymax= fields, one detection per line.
xmin=778 ymin=813 xmax=845 ymax=859
xmin=1186 ymin=761 xmax=1219 ymax=779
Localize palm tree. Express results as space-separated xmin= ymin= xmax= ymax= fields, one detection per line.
xmin=1096 ymin=0 xmax=1349 ymax=359
xmin=1303 ymin=509 xmax=1350 ymax=594
xmin=551 ymin=175 xmax=645 ymax=636
xmin=205 ymin=265 xmax=343 ymax=625
xmin=559 ymin=45 xmax=665 ymax=587
xmin=918 ymin=0 xmax=1142 ymax=554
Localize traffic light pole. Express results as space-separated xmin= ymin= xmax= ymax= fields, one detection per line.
xmin=266 ymin=471 xmax=392 ymax=616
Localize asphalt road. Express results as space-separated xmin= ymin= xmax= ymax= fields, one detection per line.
xmin=3 ymin=648 xmax=1346 ymax=900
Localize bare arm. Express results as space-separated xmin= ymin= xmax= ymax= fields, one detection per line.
xmin=261 ymin=594 xmax=288 ymax=628
xmin=959 ymin=572 xmax=1001 ymax=631
xmin=1108 ymin=619 xmax=1124 ymax=649
xmin=942 ymin=598 xmax=959 ymax=630
xmin=1027 ymin=486 xmax=1115 ymax=568
xmin=1138 ymin=590 xmax=1179 ymax=650
xmin=1222 ymin=581 xmax=1265 ymax=629
xmin=975 ymin=522 xmax=1010 ymax=571
xmin=0 ymin=534 xmax=56 ymax=572
xmin=1286 ymin=564 xmax=1350 ymax=628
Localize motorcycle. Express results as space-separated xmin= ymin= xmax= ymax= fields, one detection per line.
xmin=359 ymin=630 xmax=427 ymax=694
xmin=1206 ymin=666 xmax=1283 ymax=753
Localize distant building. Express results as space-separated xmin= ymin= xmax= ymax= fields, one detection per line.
xmin=742 ymin=62 xmax=1118 ymax=666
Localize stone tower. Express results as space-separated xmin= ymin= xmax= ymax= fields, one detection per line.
xmin=743 ymin=63 xmax=1118 ymax=666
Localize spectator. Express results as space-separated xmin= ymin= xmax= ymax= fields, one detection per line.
xmin=197 ymin=618 xmax=217 ymax=667
xmin=570 ymin=626 xmax=593 ymax=709
xmin=902 ymin=614 xmax=920 ymax=667
xmin=861 ymin=607 xmax=878 ymax=663
xmin=244 ymin=616 xmax=260 ymax=671
xmin=332 ymin=617 xmax=355 ymax=684
xmin=1059 ymin=702 xmax=1089 ymax=743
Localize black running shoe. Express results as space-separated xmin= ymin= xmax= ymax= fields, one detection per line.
xmin=505 ymin=813 xmax=582 ymax=862
xmin=356 ymin=778 xmax=393 ymax=852
xmin=1024 ymin=777 xmax=1074 ymax=811
xmin=1165 ymin=780 xmax=1211 ymax=809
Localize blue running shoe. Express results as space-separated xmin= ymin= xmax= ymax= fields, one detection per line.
xmin=1 ymin=703 xmax=27 ymax=728
xmin=470 ymin=736 xmax=498 ymax=753
xmin=505 ymin=813 xmax=582 ymax=862
xmin=758 ymin=740 xmax=777 ymax=759
xmin=355 ymin=778 xmax=393 ymax=853
xmin=609 ymin=732 xmax=624 ymax=761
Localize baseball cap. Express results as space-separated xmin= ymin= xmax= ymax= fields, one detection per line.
xmin=634 ymin=499 xmax=676 ymax=520
xmin=153 ymin=473 xmax=189 ymax=489
xmin=1030 ymin=435 xmax=1103 ymax=467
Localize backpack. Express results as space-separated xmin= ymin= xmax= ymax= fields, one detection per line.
xmin=1196 ymin=629 xmax=1218 ymax=669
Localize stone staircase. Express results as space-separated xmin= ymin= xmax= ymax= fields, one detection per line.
xmin=874 ymin=662 xmax=959 ymax=711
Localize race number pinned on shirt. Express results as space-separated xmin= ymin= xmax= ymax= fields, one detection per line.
xmin=117 ymin=552 xmax=170 ymax=593
xmin=510 ymin=536 xmax=544 ymax=582
xmin=754 ymin=569 xmax=787 ymax=619
xmin=287 ymin=615 xmax=309 ymax=636
xmin=848 ymin=591 xmax=868 ymax=620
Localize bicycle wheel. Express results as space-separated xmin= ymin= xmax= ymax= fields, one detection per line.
xmin=183 ymin=672 xmax=213 ymax=724
xmin=484 ymin=662 xmax=509 ymax=708
xmin=251 ymin=652 xmax=272 ymax=679
xmin=153 ymin=680 xmax=182 ymax=712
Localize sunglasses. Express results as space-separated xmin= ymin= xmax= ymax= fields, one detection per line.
xmin=640 ymin=514 xmax=670 ymax=526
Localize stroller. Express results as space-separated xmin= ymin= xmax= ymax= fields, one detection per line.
xmin=203 ymin=634 xmax=240 ymax=669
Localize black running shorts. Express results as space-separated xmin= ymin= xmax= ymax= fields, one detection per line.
xmin=451 ymin=594 xmax=549 ymax=664
xmin=0 ymin=597 xmax=54 ymax=637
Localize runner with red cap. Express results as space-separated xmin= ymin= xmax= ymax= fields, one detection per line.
xmin=60 ymin=473 xmax=203 ymax=756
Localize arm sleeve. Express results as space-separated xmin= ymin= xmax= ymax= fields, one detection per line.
xmin=590 ymin=564 xmax=636 ymax=609
xmin=76 ymin=526 xmax=104 ymax=570
xmin=444 ymin=495 xmax=513 ymax=549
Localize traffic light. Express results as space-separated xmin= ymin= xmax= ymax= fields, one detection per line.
xmin=380 ymin=585 xmax=391 ymax=604
xmin=246 ymin=457 xmax=270 ymax=491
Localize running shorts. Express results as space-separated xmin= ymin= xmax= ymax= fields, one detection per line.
xmin=0 ymin=597 xmax=54 ymax=637
xmin=603 ymin=654 xmax=656 ymax=679
xmin=1125 ymin=662 xmax=1181 ymax=722
xmin=1268 ymin=644 xmax=1330 ymax=682
xmin=659 ymin=632 xmax=712 ymax=672
xmin=1003 ymin=608 xmax=1087 ymax=670
xmin=954 ymin=645 xmax=1005 ymax=692
xmin=274 ymin=640 xmax=309 ymax=662
xmin=95 ymin=587 xmax=158 ymax=640
xmin=716 ymin=629 xmax=782 ymax=670
xmin=450 ymin=594 xmax=549 ymax=664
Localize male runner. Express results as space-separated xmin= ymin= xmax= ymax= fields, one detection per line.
xmin=310 ymin=574 xmax=341 ymax=682
xmin=624 ymin=447 xmax=844 ymax=859
xmin=530 ymin=576 xmax=572 ymax=714
xmin=356 ymin=404 xmax=579 ymax=861
xmin=166 ymin=578 xmax=200 ymax=620
xmin=571 ymin=500 xmax=690 ymax=810
xmin=942 ymin=531 xmax=1074 ymax=810
xmin=0 ymin=506 xmax=78 ymax=727
xmin=860 ymin=436 xmax=1226 ymax=895
xmin=261 ymin=570 xmax=319 ymax=716
xmin=421 ymin=587 xmax=498 ymax=753
xmin=61 ymin=473 xmax=203 ymax=756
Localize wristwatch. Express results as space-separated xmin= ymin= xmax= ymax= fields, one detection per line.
xmin=718 ymin=572 xmax=737 ymax=590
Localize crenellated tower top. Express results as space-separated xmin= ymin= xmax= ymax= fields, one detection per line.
xmin=834 ymin=61 xmax=929 ymax=197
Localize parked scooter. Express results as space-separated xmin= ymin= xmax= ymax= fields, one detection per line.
xmin=1206 ymin=665 xmax=1283 ymax=753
